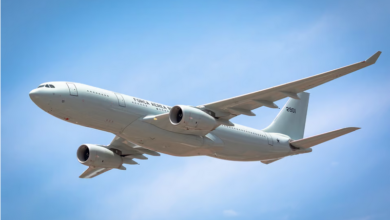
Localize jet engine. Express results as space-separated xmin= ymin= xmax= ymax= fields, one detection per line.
xmin=169 ymin=105 xmax=218 ymax=131
xmin=77 ymin=144 xmax=123 ymax=168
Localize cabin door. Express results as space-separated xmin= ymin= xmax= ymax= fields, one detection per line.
xmin=66 ymin=83 xmax=78 ymax=96
xmin=114 ymin=93 xmax=126 ymax=107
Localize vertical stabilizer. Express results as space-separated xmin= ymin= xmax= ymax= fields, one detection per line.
xmin=263 ymin=92 xmax=309 ymax=140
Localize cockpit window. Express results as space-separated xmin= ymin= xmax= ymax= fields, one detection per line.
xmin=49 ymin=84 xmax=55 ymax=88
xmin=38 ymin=85 xmax=44 ymax=88
xmin=45 ymin=84 xmax=50 ymax=88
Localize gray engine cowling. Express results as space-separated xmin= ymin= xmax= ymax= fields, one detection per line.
xmin=169 ymin=105 xmax=218 ymax=131
xmin=77 ymin=144 xmax=123 ymax=168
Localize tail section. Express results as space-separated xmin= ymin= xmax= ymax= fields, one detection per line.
xmin=263 ymin=92 xmax=309 ymax=140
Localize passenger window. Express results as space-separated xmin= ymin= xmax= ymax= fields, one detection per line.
xmin=45 ymin=84 xmax=50 ymax=88
xmin=49 ymin=85 xmax=55 ymax=88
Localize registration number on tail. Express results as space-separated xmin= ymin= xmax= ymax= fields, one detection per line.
xmin=286 ymin=107 xmax=296 ymax=113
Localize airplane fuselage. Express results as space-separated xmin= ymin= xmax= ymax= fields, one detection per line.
xmin=29 ymin=52 xmax=380 ymax=178
xmin=30 ymin=82 xmax=310 ymax=162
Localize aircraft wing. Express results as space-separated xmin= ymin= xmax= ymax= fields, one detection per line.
xmin=79 ymin=136 xmax=160 ymax=178
xmin=199 ymin=51 xmax=381 ymax=119
xmin=143 ymin=52 xmax=380 ymax=134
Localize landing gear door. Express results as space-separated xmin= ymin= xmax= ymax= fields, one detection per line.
xmin=115 ymin=93 xmax=126 ymax=107
xmin=266 ymin=133 xmax=273 ymax=146
xmin=66 ymin=83 xmax=78 ymax=96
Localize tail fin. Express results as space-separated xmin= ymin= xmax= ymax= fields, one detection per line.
xmin=263 ymin=92 xmax=309 ymax=140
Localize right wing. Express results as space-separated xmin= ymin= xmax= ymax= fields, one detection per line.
xmin=79 ymin=136 xmax=161 ymax=178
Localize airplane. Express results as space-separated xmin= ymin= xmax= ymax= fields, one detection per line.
xmin=29 ymin=51 xmax=381 ymax=178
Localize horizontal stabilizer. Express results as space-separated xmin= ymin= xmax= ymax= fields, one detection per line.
xmin=290 ymin=127 xmax=360 ymax=149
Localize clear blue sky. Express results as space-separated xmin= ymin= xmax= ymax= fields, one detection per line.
xmin=2 ymin=0 xmax=390 ymax=219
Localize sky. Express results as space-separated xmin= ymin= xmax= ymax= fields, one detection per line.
xmin=2 ymin=0 xmax=390 ymax=219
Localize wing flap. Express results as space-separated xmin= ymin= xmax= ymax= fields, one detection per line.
xmin=79 ymin=167 xmax=112 ymax=178
xmin=109 ymin=136 xmax=160 ymax=156
xmin=261 ymin=158 xmax=283 ymax=164
xmin=290 ymin=127 xmax=360 ymax=149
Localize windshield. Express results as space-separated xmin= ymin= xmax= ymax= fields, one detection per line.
xmin=37 ymin=84 xmax=55 ymax=88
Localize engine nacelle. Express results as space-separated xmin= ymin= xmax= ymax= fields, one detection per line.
xmin=169 ymin=105 xmax=218 ymax=131
xmin=77 ymin=144 xmax=123 ymax=168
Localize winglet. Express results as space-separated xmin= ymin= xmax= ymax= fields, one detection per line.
xmin=365 ymin=51 xmax=382 ymax=65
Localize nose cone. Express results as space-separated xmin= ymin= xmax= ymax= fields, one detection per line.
xmin=29 ymin=89 xmax=41 ymax=102
xmin=29 ymin=88 xmax=51 ymax=107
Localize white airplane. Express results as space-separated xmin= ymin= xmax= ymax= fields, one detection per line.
xmin=30 ymin=51 xmax=381 ymax=178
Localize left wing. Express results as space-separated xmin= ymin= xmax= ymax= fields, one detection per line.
xmin=199 ymin=51 xmax=381 ymax=119
xmin=143 ymin=52 xmax=381 ymax=134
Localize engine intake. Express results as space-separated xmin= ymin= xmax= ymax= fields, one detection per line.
xmin=77 ymin=145 xmax=90 ymax=162
xmin=170 ymin=106 xmax=184 ymax=124
xmin=169 ymin=105 xmax=218 ymax=131
xmin=77 ymin=144 xmax=123 ymax=168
